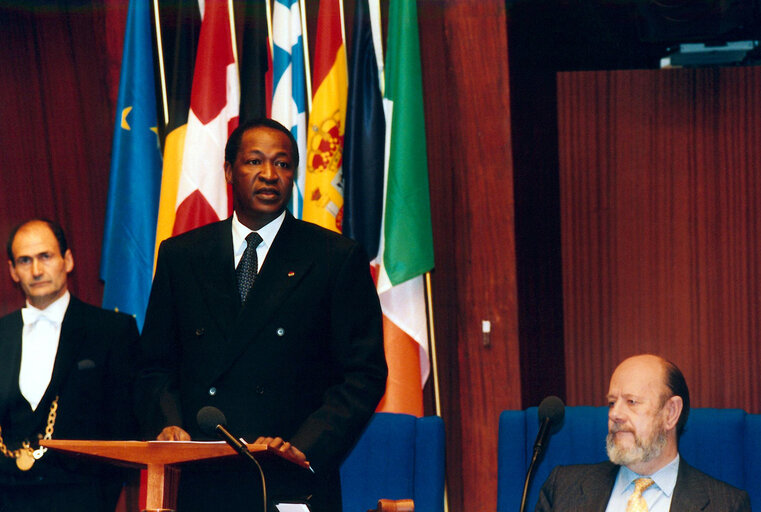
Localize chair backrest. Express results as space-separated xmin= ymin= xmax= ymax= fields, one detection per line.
xmin=340 ymin=413 xmax=445 ymax=512
xmin=497 ymin=406 xmax=761 ymax=511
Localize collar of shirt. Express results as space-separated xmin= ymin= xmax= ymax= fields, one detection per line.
xmin=21 ymin=290 xmax=70 ymax=326
xmin=231 ymin=210 xmax=286 ymax=269
xmin=607 ymin=454 xmax=680 ymax=512
xmin=620 ymin=453 xmax=679 ymax=497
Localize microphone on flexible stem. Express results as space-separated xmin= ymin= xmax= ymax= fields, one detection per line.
xmin=197 ymin=406 xmax=267 ymax=512
xmin=197 ymin=406 xmax=258 ymax=463
xmin=519 ymin=396 xmax=565 ymax=512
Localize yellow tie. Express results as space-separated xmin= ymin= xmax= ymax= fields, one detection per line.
xmin=626 ymin=477 xmax=655 ymax=512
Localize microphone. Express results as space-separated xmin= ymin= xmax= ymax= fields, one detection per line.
xmin=196 ymin=406 xmax=257 ymax=463
xmin=197 ymin=406 xmax=268 ymax=511
xmin=532 ymin=395 xmax=565 ymax=455
xmin=519 ymin=396 xmax=565 ymax=512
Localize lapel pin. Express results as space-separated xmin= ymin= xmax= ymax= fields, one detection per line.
xmin=288 ymin=271 xmax=295 ymax=277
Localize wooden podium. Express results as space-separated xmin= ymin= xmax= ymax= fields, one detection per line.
xmin=40 ymin=439 xmax=299 ymax=512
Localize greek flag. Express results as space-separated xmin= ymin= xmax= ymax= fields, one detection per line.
xmin=271 ymin=0 xmax=307 ymax=218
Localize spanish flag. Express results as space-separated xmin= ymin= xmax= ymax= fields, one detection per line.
xmin=303 ymin=0 xmax=347 ymax=232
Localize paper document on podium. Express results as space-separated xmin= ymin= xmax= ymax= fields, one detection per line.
xmin=275 ymin=504 xmax=310 ymax=512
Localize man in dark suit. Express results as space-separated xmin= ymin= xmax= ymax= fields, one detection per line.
xmin=135 ymin=118 xmax=387 ymax=512
xmin=0 ymin=219 xmax=139 ymax=512
xmin=535 ymin=354 xmax=751 ymax=511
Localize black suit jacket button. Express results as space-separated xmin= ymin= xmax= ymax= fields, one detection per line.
xmin=276 ymin=327 xmax=285 ymax=336
xmin=255 ymin=386 xmax=264 ymax=395
xmin=195 ymin=327 xmax=205 ymax=336
xmin=208 ymin=387 xmax=217 ymax=396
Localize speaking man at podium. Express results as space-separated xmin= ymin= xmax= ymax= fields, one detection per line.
xmin=0 ymin=219 xmax=139 ymax=512
xmin=135 ymin=119 xmax=388 ymax=512
xmin=535 ymin=354 xmax=750 ymax=511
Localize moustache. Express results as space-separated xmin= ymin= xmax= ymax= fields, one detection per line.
xmin=609 ymin=424 xmax=633 ymax=435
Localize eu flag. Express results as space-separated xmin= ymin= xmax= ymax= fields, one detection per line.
xmin=100 ymin=0 xmax=162 ymax=330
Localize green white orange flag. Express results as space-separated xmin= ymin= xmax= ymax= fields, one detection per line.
xmin=376 ymin=0 xmax=434 ymax=416
xmin=303 ymin=0 xmax=347 ymax=232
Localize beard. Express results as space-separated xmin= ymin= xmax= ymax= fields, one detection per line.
xmin=606 ymin=418 xmax=668 ymax=467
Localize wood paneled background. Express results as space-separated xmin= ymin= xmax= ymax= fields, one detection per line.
xmin=557 ymin=68 xmax=761 ymax=412
xmin=419 ymin=2 xmax=523 ymax=510
xmin=421 ymin=9 xmax=761 ymax=509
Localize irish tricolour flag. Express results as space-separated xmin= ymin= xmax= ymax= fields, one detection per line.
xmin=375 ymin=0 xmax=434 ymax=416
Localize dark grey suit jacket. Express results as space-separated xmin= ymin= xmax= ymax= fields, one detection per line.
xmin=535 ymin=459 xmax=751 ymax=511
xmin=0 ymin=296 xmax=138 ymax=511
xmin=135 ymin=214 xmax=387 ymax=511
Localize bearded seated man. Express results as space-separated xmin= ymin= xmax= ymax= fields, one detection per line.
xmin=535 ymin=354 xmax=751 ymax=512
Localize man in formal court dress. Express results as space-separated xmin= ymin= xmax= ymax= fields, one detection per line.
xmin=535 ymin=354 xmax=751 ymax=511
xmin=135 ymin=118 xmax=388 ymax=512
xmin=0 ymin=219 xmax=139 ymax=512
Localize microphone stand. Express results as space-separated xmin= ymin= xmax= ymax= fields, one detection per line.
xmin=215 ymin=425 xmax=268 ymax=512
xmin=519 ymin=417 xmax=551 ymax=512
xmin=519 ymin=447 xmax=542 ymax=512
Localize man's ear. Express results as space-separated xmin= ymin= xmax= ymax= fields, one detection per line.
xmin=663 ymin=395 xmax=683 ymax=431
xmin=8 ymin=260 xmax=19 ymax=283
xmin=224 ymin=161 xmax=233 ymax=185
xmin=64 ymin=249 xmax=74 ymax=273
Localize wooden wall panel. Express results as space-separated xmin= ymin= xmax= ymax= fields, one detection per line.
xmin=419 ymin=1 xmax=521 ymax=510
xmin=558 ymin=68 xmax=761 ymax=413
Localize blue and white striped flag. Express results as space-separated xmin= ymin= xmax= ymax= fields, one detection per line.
xmin=271 ymin=0 xmax=307 ymax=218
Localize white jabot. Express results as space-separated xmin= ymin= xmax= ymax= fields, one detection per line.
xmin=231 ymin=210 xmax=286 ymax=270
xmin=19 ymin=291 xmax=70 ymax=411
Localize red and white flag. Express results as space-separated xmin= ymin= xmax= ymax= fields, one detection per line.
xmin=155 ymin=0 xmax=240 ymax=241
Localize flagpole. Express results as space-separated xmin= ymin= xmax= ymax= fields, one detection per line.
xmin=368 ymin=0 xmax=384 ymax=94
xmin=299 ymin=0 xmax=313 ymax=113
xmin=338 ymin=0 xmax=346 ymax=46
xmin=425 ymin=272 xmax=442 ymax=416
xmin=265 ymin=0 xmax=274 ymax=59
xmin=152 ymin=0 xmax=169 ymax=127
xmin=425 ymin=271 xmax=449 ymax=512
xmin=227 ymin=0 xmax=238 ymax=65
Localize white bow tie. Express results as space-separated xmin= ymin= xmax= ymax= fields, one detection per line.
xmin=21 ymin=307 xmax=58 ymax=326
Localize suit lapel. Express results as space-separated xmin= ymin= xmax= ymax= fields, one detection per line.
xmin=670 ymin=459 xmax=710 ymax=511
xmin=578 ymin=461 xmax=619 ymax=511
xmin=189 ymin=219 xmax=239 ymax=338
xmin=44 ymin=296 xmax=84 ymax=404
xmin=208 ymin=214 xmax=315 ymax=382
xmin=0 ymin=312 xmax=23 ymax=419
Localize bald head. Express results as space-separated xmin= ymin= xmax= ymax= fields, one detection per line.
xmin=611 ymin=355 xmax=670 ymax=396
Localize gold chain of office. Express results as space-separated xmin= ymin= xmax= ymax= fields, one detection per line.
xmin=0 ymin=396 xmax=58 ymax=471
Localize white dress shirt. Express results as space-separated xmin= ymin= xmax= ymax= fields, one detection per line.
xmin=19 ymin=291 xmax=70 ymax=411
xmin=231 ymin=210 xmax=286 ymax=269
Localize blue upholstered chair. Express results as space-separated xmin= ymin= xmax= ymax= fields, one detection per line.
xmin=340 ymin=413 xmax=446 ymax=512
xmin=497 ymin=406 xmax=761 ymax=511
